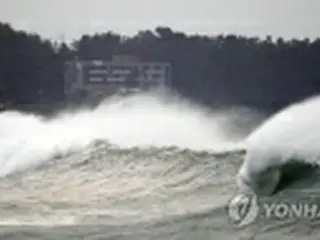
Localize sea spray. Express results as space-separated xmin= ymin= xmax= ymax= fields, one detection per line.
xmin=0 ymin=92 xmax=257 ymax=176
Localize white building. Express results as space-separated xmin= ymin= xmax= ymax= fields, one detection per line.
xmin=64 ymin=55 xmax=171 ymax=103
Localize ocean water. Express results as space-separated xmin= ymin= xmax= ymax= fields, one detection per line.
xmin=0 ymin=92 xmax=319 ymax=240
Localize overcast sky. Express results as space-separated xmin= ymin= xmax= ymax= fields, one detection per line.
xmin=1 ymin=0 xmax=319 ymax=41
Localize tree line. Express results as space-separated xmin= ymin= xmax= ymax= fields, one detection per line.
xmin=1 ymin=22 xmax=320 ymax=113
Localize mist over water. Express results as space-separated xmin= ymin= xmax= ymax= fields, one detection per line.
xmin=0 ymin=92 xmax=259 ymax=177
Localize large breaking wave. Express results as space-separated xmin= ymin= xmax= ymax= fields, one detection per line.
xmin=1 ymin=91 xmax=320 ymax=239
xmin=238 ymin=95 xmax=320 ymax=195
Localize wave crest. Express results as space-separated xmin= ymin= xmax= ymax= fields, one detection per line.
xmin=237 ymin=95 xmax=320 ymax=195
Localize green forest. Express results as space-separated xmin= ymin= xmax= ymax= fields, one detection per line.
xmin=1 ymin=22 xmax=320 ymax=113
